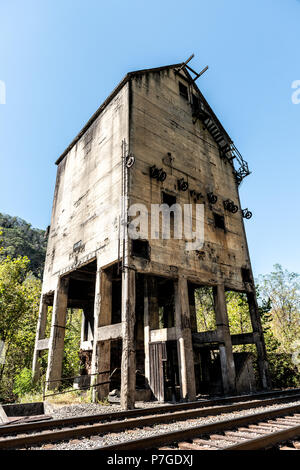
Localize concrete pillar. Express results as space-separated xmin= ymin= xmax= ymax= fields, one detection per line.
xmin=120 ymin=267 xmax=136 ymax=410
xmin=175 ymin=276 xmax=196 ymax=401
xmin=247 ymin=291 xmax=271 ymax=389
xmin=213 ymin=283 xmax=236 ymax=395
xmin=45 ymin=277 xmax=69 ymax=391
xmin=32 ymin=296 xmax=48 ymax=383
xmin=91 ymin=266 xmax=112 ymax=401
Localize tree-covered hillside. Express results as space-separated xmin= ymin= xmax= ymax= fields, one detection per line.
xmin=0 ymin=213 xmax=47 ymax=278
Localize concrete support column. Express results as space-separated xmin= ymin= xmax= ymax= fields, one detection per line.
xmin=120 ymin=268 xmax=136 ymax=410
xmin=175 ymin=276 xmax=196 ymax=402
xmin=213 ymin=283 xmax=236 ymax=395
xmin=91 ymin=265 xmax=112 ymax=401
xmin=45 ymin=277 xmax=69 ymax=391
xmin=32 ymin=297 xmax=48 ymax=383
xmin=247 ymin=291 xmax=271 ymax=389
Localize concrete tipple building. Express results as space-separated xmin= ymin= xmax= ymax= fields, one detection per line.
xmin=33 ymin=58 xmax=270 ymax=409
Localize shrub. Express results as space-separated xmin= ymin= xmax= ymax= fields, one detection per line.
xmin=267 ymin=353 xmax=300 ymax=388
xmin=13 ymin=367 xmax=35 ymax=397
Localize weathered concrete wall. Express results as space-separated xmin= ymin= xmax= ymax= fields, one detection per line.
xmin=129 ymin=69 xmax=251 ymax=291
xmin=42 ymin=84 xmax=129 ymax=293
xmin=3 ymin=402 xmax=44 ymax=417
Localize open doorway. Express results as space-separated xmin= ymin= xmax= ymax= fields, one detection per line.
xmin=66 ymin=260 xmax=97 ymax=389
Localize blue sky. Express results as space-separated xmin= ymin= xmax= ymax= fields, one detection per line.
xmin=0 ymin=0 xmax=299 ymax=277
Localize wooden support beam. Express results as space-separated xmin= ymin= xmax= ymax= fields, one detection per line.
xmin=144 ymin=277 xmax=150 ymax=387
xmin=36 ymin=338 xmax=49 ymax=351
xmin=45 ymin=277 xmax=69 ymax=391
xmin=98 ymin=323 xmax=122 ymax=341
xmin=213 ymin=283 xmax=236 ymax=395
xmin=32 ymin=297 xmax=49 ymax=383
xmin=188 ymin=284 xmax=197 ymax=332
xmin=247 ymin=292 xmax=271 ymax=389
xmin=150 ymin=327 xmax=177 ymax=343
xmin=231 ymin=332 xmax=256 ymax=346
xmin=91 ymin=264 xmax=112 ymax=401
xmin=98 ymin=269 xmax=112 ymax=400
xmin=144 ymin=276 xmax=159 ymax=389
xmin=0 ymin=405 xmax=8 ymax=425
xmin=120 ymin=268 xmax=136 ymax=410
xmin=200 ymin=348 xmax=211 ymax=388
xmin=175 ymin=276 xmax=196 ymax=402
xmin=91 ymin=264 xmax=101 ymax=402
xmin=192 ymin=330 xmax=219 ymax=345
xmin=192 ymin=331 xmax=256 ymax=347
xmin=175 ymin=54 xmax=195 ymax=74
xmin=192 ymin=65 xmax=209 ymax=82
xmin=81 ymin=306 xmax=94 ymax=346
xmin=80 ymin=340 xmax=93 ymax=351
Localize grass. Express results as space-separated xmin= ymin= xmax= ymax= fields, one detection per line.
xmin=18 ymin=389 xmax=110 ymax=406
xmin=18 ymin=391 xmax=43 ymax=403
xmin=44 ymin=390 xmax=90 ymax=405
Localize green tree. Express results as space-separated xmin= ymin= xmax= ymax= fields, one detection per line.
xmin=226 ymin=291 xmax=252 ymax=336
xmin=257 ymin=266 xmax=300 ymax=387
xmin=0 ymin=255 xmax=41 ymax=401
xmin=258 ymin=264 xmax=300 ymax=355
xmin=195 ymin=287 xmax=216 ymax=332
xmin=0 ymin=213 xmax=47 ymax=278
xmin=0 ymin=226 xmax=83 ymax=401
xmin=62 ymin=309 xmax=82 ymax=383
xmin=194 ymin=269 xmax=300 ymax=388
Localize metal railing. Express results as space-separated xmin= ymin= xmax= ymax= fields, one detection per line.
xmin=42 ymin=370 xmax=112 ymax=400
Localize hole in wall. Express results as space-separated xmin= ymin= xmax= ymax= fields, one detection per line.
xmin=213 ymin=213 xmax=225 ymax=230
xmin=132 ymin=239 xmax=150 ymax=260
xmin=179 ymin=82 xmax=188 ymax=100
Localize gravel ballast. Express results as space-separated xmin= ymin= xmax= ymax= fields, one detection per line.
xmin=30 ymin=399 xmax=300 ymax=450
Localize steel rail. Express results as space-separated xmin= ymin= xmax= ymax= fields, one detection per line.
xmin=1 ymin=387 xmax=299 ymax=438
xmin=225 ymin=425 xmax=300 ymax=450
xmin=1 ymin=393 xmax=300 ymax=449
xmin=94 ymin=403 xmax=300 ymax=451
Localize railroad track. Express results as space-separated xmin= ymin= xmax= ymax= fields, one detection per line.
xmin=98 ymin=403 xmax=300 ymax=451
xmin=0 ymin=389 xmax=300 ymax=450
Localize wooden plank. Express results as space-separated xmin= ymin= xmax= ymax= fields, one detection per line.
xmin=150 ymin=327 xmax=176 ymax=343
xmin=97 ymin=323 xmax=122 ymax=341
xmin=175 ymin=276 xmax=196 ymax=401
xmin=214 ymin=283 xmax=236 ymax=394
xmin=36 ymin=338 xmax=49 ymax=351
xmin=0 ymin=405 xmax=9 ymax=425
xmin=120 ymin=268 xmax=136 ymax=410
